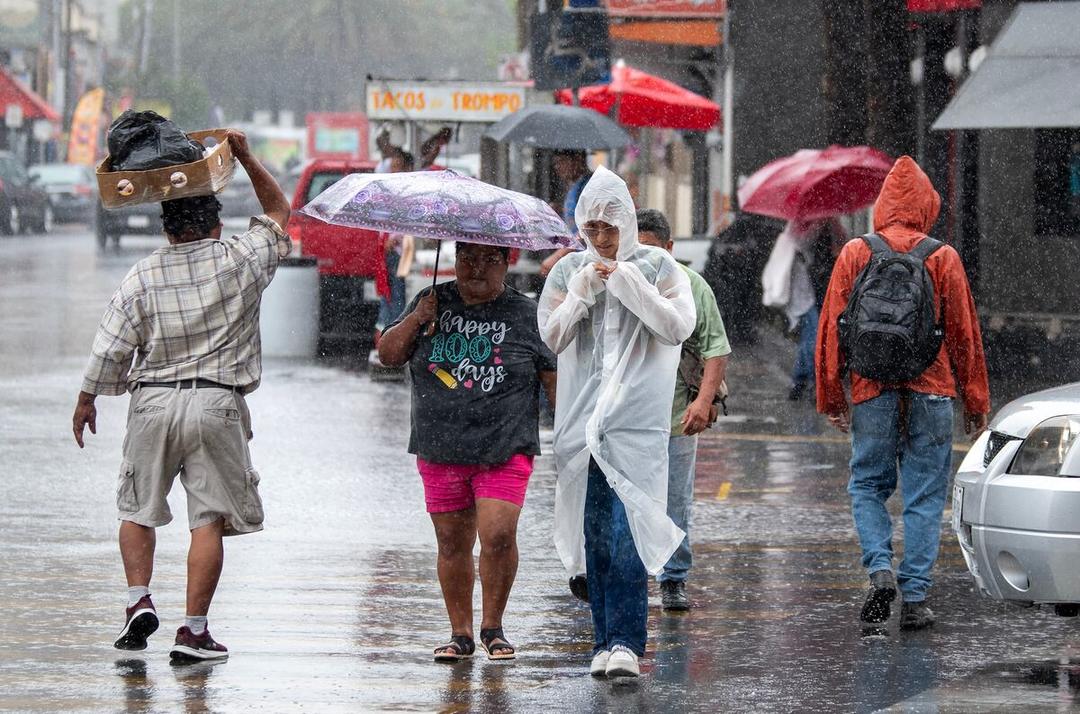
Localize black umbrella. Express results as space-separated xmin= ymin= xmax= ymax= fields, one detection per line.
xmin=483 ymin=105 xmax=631 ymax=150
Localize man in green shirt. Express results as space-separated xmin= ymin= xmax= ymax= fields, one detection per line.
xmin=637 ymin=209 xmax=731 ymax=611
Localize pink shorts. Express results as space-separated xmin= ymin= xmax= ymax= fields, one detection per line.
xmin=416 ymin=454 xmax=534 ymax=513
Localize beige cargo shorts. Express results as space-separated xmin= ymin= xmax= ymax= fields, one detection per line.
xmin=117 ymin=384 xmax=264 ymax=536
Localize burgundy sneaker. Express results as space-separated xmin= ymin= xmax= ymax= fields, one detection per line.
xmin=114 ymin=595 xmax=159 ymax=651
xmin=169 ymin=626 xmax=229 ymax=662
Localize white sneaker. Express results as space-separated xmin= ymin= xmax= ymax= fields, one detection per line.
xmin=590 ymin=650 xmax=610 ymax=677
xmin=604 ymin=645 xmax=640 ymax=678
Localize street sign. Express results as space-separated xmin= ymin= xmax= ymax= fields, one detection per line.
xmin=306 ymin=112 xmax=369 ymax=160
xmin=531 ymin=8 xmax=612 ymax=91
xmin=32 ymin=118 xmax=51 ymax=142
xmin=606 ymin=0 xmax=726 ymax=17
xmin=5 ymin=103 xmax=23 ymax=129
xmin=366 ymin=81 xmax=526 ymax=123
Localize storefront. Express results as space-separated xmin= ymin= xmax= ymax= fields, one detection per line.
xmin=605 ymin=0 xmax=725 ymax=237
xmin=0 ymin=66 xmax=59 ymax=165
xmin=933 ymin=1 xmax=1080 ymax=369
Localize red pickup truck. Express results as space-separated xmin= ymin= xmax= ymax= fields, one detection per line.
xmin=286 ymin=158 xmax=387 ymax=352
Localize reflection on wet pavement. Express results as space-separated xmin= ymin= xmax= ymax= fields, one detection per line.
xmin=2 ymin=233 xmax=1079 ymax=712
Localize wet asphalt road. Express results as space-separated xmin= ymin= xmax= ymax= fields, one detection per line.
xmin=1 ymin=227 xmax=1079 ymax=713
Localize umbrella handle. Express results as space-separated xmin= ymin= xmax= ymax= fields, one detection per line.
xmin=425 ymin=241 xmax=442 ymax=336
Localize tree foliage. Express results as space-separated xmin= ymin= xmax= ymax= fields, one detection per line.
xmin=111 ymin=0 xmax=516 ymax=122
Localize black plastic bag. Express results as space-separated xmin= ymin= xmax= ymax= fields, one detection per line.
xmin=107 ymin=111 xmax=204 ymax=172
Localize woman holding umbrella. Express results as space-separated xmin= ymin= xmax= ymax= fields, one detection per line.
xmin=378 ymin=242 xmax=558 ymax=662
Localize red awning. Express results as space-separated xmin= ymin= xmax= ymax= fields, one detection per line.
xmin=908 ymin=0 xmax=981 ymax=12
xmin=0 ymin=68 xmax=60 ymax=123
xmin=555 ymin=63 xmax=720 ymax=131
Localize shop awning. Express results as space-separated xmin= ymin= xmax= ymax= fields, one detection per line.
xmin=0 ymin=67 xmax=60 ymax=123
xmin=933 ymin=3 xmax=1080 ymax=130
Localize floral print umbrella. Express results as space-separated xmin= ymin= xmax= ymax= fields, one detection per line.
xmin=300 ymin=169 xmax=579 ymax=252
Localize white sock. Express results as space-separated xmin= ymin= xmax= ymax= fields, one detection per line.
xmin=185 ymin=615 xmax=208 ymax=635
xmin=127 ymin=586 xmax=150 ymax=607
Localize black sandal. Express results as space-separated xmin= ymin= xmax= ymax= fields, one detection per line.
xmin=479 ymin=627 xmax=516 ymax=660
xmin=433 ymin=634 xmax=475 ymax=662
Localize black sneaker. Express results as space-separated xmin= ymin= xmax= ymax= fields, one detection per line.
xmin=114 ymin=594 xmax=159 ymax=651
xmin=569 ymin=575 xmax=589 ymax=603
xmin=660 ymin=580 xmax=690 ymax=611
xmin=899 ymin=601 xmax=936 ymax=631
xmin=169 ymin=626 xmax=229 ymax=662
xmin=859 ymin=570 xmax=897 ymax=624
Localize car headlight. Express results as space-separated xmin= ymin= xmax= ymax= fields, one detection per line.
xmin=1008 ymin=416 xmax=1080 ymax=476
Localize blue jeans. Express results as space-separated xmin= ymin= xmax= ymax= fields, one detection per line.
xmin=792 ymin=303 xmax=819 ymax=387
xmin=660 ymin=435 xmax=698 ymax=583
xmin=849 ymin=390 xmax=954 ymax=602
xmin=377 ymin=252 xmax=406 ymax=329
xmin=585 ymin=458 xmax=648 ymax=657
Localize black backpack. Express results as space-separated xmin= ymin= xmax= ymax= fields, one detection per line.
xmin=838 ymin=233 xmax=944 ymax=382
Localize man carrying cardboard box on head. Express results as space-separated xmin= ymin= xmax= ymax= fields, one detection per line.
xmin=72 ymin=130 xmax=292 ymax=663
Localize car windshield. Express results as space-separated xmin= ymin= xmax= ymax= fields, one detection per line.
xmin=29 ymin=165 xmax=87 ymax=183
xmin=304 ymin=171 xmax=358 ymax=203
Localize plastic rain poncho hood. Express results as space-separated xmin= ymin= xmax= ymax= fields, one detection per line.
xmin=538 ymin=166 xmax=696 ymax=575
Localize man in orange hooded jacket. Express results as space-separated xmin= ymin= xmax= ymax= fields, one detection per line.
xmin=815 ymin=156 xmax=990 ymax=630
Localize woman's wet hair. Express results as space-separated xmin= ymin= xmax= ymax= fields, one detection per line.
xmin=161 ymin=196 xmax=222 ymax=239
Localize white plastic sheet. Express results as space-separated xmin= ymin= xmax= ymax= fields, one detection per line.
xmin=538 ymin=166 xmax=696 ymax=576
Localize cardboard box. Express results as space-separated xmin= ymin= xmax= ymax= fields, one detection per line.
xmin=96 ymin=129 xmax=236 ymax=209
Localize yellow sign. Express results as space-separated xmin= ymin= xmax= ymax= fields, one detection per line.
xmin=67 ymin=88 xmax=106 ymax=166
xmin=366 ymin=81 xmax=526 ymax=123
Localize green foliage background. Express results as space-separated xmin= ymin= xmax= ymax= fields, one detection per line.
xmin=108 ymin=0 xmax=517 ymax=125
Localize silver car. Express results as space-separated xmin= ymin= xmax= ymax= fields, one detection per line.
xmin=953 ymin=382 xmax=1080 ymax=616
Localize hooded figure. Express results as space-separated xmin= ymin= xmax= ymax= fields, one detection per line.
xmin=816 ymin=156 xmax=989 ymax=418
xmin=538 ymin=166 xmax=696 ymax=578
xmin=815 ymin=156 xmax=989 ymax=631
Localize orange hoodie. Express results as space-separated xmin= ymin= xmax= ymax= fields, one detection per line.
xmin=815 ymin=156 xmax=990 ymax=416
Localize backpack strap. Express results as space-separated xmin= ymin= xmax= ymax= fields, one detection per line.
xmin=860 ymin=233 xmax=892 ymax=255
xmin=909 ymin=236 xmax=944 ymax=263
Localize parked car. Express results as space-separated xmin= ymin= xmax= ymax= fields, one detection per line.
xmin=953 ymin=382 xmax=1080 ymax=616
xmin=96 ymin=200 xmax=163 ymax=249
xmin=218 ymin=165 xmax=263 ymax=218
xmin=0 ymin=152 xmax=53 ymax=235
xmin=285 ymin=158 xmax=383 ymax=352
xmin=28 ymin=163 xmax=96 ymax=224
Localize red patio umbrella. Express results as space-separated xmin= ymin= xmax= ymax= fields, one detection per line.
xmin=737 ymin=145 xmax=894 ymax=221
xmin=908 ymin=0 xmax=981 ymax=12
xmin=555 ymin=62 xmax=720 ymax=131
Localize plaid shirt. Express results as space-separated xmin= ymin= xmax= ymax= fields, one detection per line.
xmin=81 ymin=216 xmax=292 ymax=396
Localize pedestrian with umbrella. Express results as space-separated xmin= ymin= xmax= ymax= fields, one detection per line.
xmin=302 ymin=170 xmax=575 ymax=662
xmin=484 ymin=105 xmax=631 ymax=282
xmin=743 ymin=145 xmax=890 ymax=399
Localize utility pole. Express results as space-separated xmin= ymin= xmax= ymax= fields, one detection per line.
xmin=47 ymin=0 xmax=64 ymax=119
xmin=63 ymin=0 xmax=73 ymax=129
xmin=138 ymin=0 xmax=154 ymax=80
xmin=720 ymin=4 xmax=734 ymax=222
xmin=171 ymin=0 xmax=180 ymax=81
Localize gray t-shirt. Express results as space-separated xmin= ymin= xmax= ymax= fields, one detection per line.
xmin=389 ymin=282 xmax=557 ymax=465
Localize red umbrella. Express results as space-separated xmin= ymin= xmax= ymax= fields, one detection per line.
xmin=908 ymin=0 xmax=981 ymax=12
xmin=737 ymin=145 xmax=894 ymax=221
xmin=555 ymin=62 xmax=720 ymax=131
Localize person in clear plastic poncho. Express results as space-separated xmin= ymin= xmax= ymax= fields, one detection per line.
xmin=538 ymin=166 xmax=695 ymax=677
